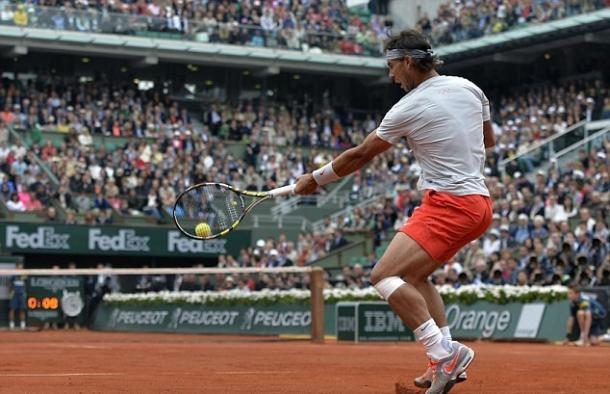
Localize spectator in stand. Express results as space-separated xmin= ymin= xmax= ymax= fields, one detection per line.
xmin=328 ymin=229 xmax=349 ymax=251
xmin=45 ymin=206 xmax=59 ymax=223
xmin=5 ymin=192 xmax=25 ymax=211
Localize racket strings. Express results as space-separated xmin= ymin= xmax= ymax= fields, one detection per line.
xmin=176 ymin=184 xmax=246 ymax=236
xmin=225 ymin=193 xmax=241 ymax=222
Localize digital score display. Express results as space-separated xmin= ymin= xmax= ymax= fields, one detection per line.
xmin=27 ymin=296 xmax=60 ymax=310
xmin=26 ymin=276 xmax=84 ymax=324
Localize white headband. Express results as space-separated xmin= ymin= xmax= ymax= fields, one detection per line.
xmin=385 ymin=48 xmax=434 ymax=60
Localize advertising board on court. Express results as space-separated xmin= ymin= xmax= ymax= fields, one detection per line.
xmin=94 ymin=303 xmax=336 ymax=335
xmin=337 ymin=301 xmax=570 ymax=342
xmin=93 ymin=299 xmax=568 ymax=341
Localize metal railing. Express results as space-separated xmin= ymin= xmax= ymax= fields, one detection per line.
xmin=315 ymin=175 xmax=353 ymax=208
xmin=269 ymin=189 xmax=353 ymax=217
xmin=270 ymin=195 xmax=307 ymax=217
xmin=251 ymin=214 xmax=310 ymax=231
xmin=0 ymin=4 xmax=383 ymax=56
xmin=498 ymin=120 xmax=587 ymax=177
xmin=306 ymin=236 xmax=373 ymax=269
xmin=311 ymin=194 xmax=385 ymax=233
xmin=553 ymin=126 xmax=610 ymax=167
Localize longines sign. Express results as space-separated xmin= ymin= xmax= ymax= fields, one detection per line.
xmin=0 ymin=223 xmax=250 ymax=257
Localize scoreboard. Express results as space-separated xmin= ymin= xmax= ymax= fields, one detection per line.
xmin=26 ymin=276 xmax=85 ymax=324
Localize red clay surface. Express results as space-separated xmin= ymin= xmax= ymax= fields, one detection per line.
xmin=0 ymin=330 xmax=608 ymax=393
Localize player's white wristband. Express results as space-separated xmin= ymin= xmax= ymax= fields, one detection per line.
xmin=312 ymin=162 xmax=341 ymax=186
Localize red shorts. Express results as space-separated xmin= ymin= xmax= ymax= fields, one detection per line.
xmin=400 ymin=190 xmax=493 ymax=262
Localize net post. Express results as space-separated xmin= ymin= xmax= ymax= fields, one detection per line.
xmin=310 ymin=267 xmax=325 ymax=343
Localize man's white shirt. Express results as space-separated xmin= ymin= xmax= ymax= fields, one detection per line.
xmin=376 ymin=75 xmax=490 ymax=196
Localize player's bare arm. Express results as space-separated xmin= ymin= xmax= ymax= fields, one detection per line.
xmin=483 ymin=120 xmax=495 ymax=148
xmin=294 ymin=130 xmax=392 ymax=195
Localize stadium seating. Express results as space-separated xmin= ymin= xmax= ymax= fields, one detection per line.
xmin=302 ymin=75 xmax=609 ymax=288
xmin=1 ymin=3 xmax=609 ymax=290
xmin=1 ymin=67 xmax=608 ymax=288
xmin=416 ymin=0 xmax=608 ymax=46
xmin=0 ymin=74 xmax=378 ymax=223
xmin=0 ymin=1 xmax=392 ymax=56
xmin=1 ymin=0 xmax=604 ymax=58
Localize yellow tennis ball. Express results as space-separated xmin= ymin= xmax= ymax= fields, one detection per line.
xmin=195 ymin=222 xmax=211 ymax=237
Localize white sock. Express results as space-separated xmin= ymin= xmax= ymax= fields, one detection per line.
xmin=9 ymin=321 xmax=14 ymax=329
xmin=440 ymin=325 xmax=452 ymax=341
xmin=20 ymin=321 xmax=26 ymax=329
xmin=414 ymin=319 xmax=452 ymax=360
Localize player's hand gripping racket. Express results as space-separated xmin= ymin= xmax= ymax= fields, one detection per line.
xmin=173 ymin=183 xmax=296 ymax=240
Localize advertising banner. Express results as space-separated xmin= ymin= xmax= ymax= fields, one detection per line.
xmin=0 ymin=222 xmax=250 ymax=257
xmin=337 ymin=301 xmax=570 ymax=342
xmin=93 ymin=303 xmax=337 ymax=336
xmin=93 ymin=300 xmax=569 ymax=341
xmin=337 ymin=302 xmax=415 ymax=342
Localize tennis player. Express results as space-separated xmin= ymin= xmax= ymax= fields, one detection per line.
xmin=295 ymin=29 xmax=495 ymax=394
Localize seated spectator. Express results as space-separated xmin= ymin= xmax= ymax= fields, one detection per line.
xmin=45 ymin=206 xmax=59 ymax=223
xmin=5 ymin=192 xmax=25 ymax=211
xmin=93 ymin=192 xmax=111 ymax=210
xmin=64 ymin=210 xmax=78 ymax=225
xmin=95 ymin=209 xmax=113 ymax=225
xmin=328 ymin=229 xmax=349 ymax=251
xmin=17 ymin=190 xmax=42 ymax=210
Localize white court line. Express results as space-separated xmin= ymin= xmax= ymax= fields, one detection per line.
xmin=215 ymin=371 xmax=297 ymax=375
xmin=47 ymin=344 xmax=110 ymax=349
xmin=0 ymin=373 xmax=125 ymax=377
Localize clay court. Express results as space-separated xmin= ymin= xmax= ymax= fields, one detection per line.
xmin=0 ymin=331 xmax=609 ymax=393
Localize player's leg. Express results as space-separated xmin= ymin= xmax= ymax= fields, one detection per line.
xmin=397 ymin=192 xmax=491 ymax=392
xmin=19 ymin=311 xmax=26 ymax=329
xmin=18 ymin=294 xmax=26 ymax=329
xmin=576 ymin=310 xmax=592 ymax=346
xmin=370 ymin=232 xmax=474 ymax=394
xmin=8 ymin=307 xmax=15 ymax=330
xmin=415 ymin=281 xmax=448 ymax=331
xmin=370 ymin=232 xmax=439 ymax=329
xmin=589 ymin=318 xmax=602 ymax=345
xmin=412 ymin=280 xmax=469 ymax=388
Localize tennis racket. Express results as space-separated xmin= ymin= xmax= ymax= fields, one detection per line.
xmin=173 ymin=183 xmax=296 ymax=240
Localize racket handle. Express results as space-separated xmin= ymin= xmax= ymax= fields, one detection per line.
xmin=268 ymin=184 xmax=296 ymax=197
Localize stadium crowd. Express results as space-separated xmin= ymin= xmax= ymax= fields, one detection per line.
xmin=0 ymin=1 xmax=606 ymax=56
xmin=305 ymin=110 xmax=610 ymax=290
xmin=0 ymin=0 xmax=391 ymax=56
xmin=169 ymin=78 xmax=609 ymax=291
xmin=416 ymin=0 xmax=608 ymax=46
xmin=200 ymin=133 xmax=610 ymax=291
xmin=0 ymin=69 xmax=608 ymax=291
xmin=0 ymin=73 xmax=379 ymax=222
